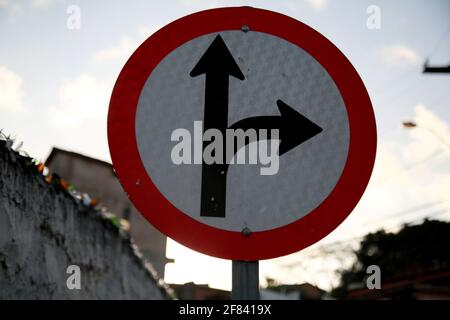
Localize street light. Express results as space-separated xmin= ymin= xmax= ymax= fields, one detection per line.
xmin=402 ymin=121 xmax=417 ymax=128
xmin=402 ymin=120 xmax=450 ymax=150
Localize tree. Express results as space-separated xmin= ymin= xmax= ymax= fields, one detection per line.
xmin=331 ymin=219 xmax=450 ymax=298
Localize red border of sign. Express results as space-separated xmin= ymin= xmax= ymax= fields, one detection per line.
xmin=108 ymin=7 xmax=377 ymax=260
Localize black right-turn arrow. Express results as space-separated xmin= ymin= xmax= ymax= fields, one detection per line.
xmin=229 ymin=99 xmax=323 ymax=156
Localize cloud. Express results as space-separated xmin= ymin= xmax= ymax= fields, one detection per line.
xmin=381 ymin=45 xmax=421 ymax=67
xmin=138 ymin=26 xmax=160 ymax=39
xmin=285 ymin=0 xmax=328 ymax=11
xmin=48 ymin=74 xmax=109 ymax=128
xmin=0 ymin=65 xmax=25 ymax=113
xmin=403 ymin=104 xmax=450 ymax=158
xmin=1 ymin=0 xmax=58 ymax=8
xmin=179 ymin=0 xmax=228 ymax=8
xmin=305 ymin=0 xmax=328 ymax=11
xmin=1 ymin=0 xmax=56 ymax=21
xmin=328 ymin=103 xmax=450 ymax=244
xmin=0 ymin=1 xmax=24 ymax=20
xmin=371 ymin=104 xmax=450 ymax=212
xmin=93 ymin=36 xmax=136 ymax=63
xmin=31 ymin=0 xmax=58 ymax=8
xmin=180 ymin=0 xmax=330 ymax=11
xmin=402 ymin=104 xmax=450 ymax=200
xmin=93 ymin=26 xmax=161 ymax=63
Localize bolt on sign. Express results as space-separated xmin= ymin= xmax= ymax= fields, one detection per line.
xmin=108 ymin=7 xmax=376 ymax=260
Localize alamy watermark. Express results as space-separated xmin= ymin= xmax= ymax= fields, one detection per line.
xmin=66 ymin=5 xmax=81 ymax=30
xmin=66 ymin=265 xmax=81 ymax=290
xmin=366 ymin=265 xmax=381 ymax=290
xmin=171 ymin=121 xmax=280 ymax=175
xmin=366 ymin=5 xmax=381 ymax=30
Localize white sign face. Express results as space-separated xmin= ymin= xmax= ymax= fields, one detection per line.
xmin=135 ymin=31 xmax=349 ymax=232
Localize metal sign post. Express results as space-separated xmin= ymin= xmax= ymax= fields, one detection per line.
xmin=232 ymin=261 xmax=260 ymax=300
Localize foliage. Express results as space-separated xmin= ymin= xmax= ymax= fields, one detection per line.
xmin=331 ymin=219 xmax=450 ymax=298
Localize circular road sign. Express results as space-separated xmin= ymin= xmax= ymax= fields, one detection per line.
xmin=108 ymin=7 xmax=377 ymax=260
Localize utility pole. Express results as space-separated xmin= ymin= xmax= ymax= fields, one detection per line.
xmin=423 ymin=60 xmax=450 ymax=74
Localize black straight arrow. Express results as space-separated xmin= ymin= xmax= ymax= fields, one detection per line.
xmin=190 ymin=35 xmax=244 ymax=218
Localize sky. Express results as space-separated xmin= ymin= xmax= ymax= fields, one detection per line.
xmin=1 ymin=0 xmax=450 ymax=291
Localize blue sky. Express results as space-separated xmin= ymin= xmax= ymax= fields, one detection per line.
xmin=1 ymin=0 xmax=450 ymax=290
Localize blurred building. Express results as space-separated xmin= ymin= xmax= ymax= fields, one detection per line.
xmin=347 ymin=268 xmax=450 ymax=300
xmin=171 ymin=282 xmax=230 ymax=300
xmin=264 ymin=283 xmax=326 ymax=300
xmin=260 ymin=288 xmax=299 ymax=300
xmin=45 ymin=147 xmax=171 ymax=277
xmin=170 ymin=281 xmax=328 ymax=300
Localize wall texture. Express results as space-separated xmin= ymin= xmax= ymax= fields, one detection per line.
xmin=0 ymin=140 xmax=171 ymax=299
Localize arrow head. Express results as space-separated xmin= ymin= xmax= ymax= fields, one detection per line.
xmin=277 ymin=99 xmax=323 ymax=155
xmin=190 ymin=35 xmax=245 ymax=80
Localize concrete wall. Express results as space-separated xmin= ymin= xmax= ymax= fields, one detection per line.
xmin=45 ymin=148 xmax=169 ymax=278
xmin=0 ymin=141 xmax=170 ymax=299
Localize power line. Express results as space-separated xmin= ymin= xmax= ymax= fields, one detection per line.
xmin=280 ymin=201 xmax=450 ymax=267
xmin=424 ymin=63 xmax=450 ymax=74
xmin=423 ymin=22 xmax=450 ymax=74
xmin=374 ymin=71 xmax=423 ymax=102
xmin=368 ymin=21 xmax=450 ymax=101
xmin=427 ymin=22 xmax=450 ymax=59
xmin=379 ymin=75 xmax=436 ymax=106
xmin=374 ymin=149 xmax=447 ymax=185
xmin=427 ymin=90 xmax=450 ymax=108
xmin=367 ymin=200 xmax=443 ymax=222
xmin=370 ymin=67 xmax=419 ymax=97
xmin=402 ymin=207 xmax=449 ymax=225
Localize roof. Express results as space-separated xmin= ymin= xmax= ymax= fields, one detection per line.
xmin=347 ymin=269 xmax=450 ymax=299
xmin=45 ymin=147 xmax=112 ymax=169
